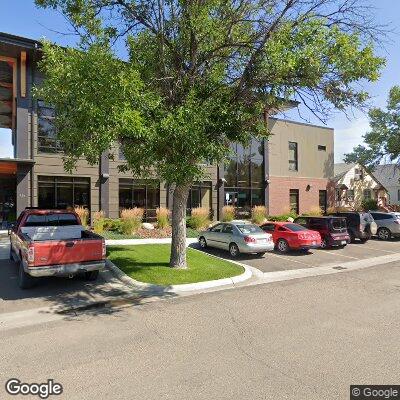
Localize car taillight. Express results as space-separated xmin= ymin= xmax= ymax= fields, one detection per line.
xmin=27 ymin=246 xmax=35 ymax=263
xmin=102 ymin=240 xmax=106 ymax=258
xmin=298 ymin=233 xmax=307 ymax=240
xmin=244 ymin=236 xmax=256 ymax=243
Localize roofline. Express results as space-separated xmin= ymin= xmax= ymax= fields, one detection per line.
xmin=269 ymin=117 xmax=333 ymax=131
xmin=334 ymin=162 xmax=389 ymax=192
xmin=0 ymin=32 xmax=41 ymax=49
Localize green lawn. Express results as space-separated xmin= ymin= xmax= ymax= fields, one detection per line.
xmin=107 ymin=244 xmax=244 ymax=286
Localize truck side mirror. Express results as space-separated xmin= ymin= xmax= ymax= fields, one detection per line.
xmin=8 ymin=223 xmax=15 ymax=236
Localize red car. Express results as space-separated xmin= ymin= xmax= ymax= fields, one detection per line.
xmin=260 ymin=222 xmax=322 ymax=253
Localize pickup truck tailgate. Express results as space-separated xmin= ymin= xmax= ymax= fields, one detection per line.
xmin=32 ymin=239 xmax=104 ymax=267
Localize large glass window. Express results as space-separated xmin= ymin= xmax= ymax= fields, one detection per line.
xmin=289 ymin=141 xmax=298 ymax=171
xmin=187 ymin=181 xmax=212 ymax=216
xmin=37 ymin=100 xmax=63 ymax=153
xmin=119 ymin=179 xmax=160 ymax=221
xmin=224 ymin=138 xmax=264 ymax=218
xmin=38 ymin=176 xmax=90 ymax=210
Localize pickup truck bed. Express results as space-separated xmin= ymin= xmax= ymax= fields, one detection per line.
xmin=10 ymin=209 xmax=106 ymax=289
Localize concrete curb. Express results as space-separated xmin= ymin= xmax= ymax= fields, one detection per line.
xmin=106 ymin=258 xmax=253 ymax=293
xmin=105 ymin=238 xmax=198 ymax=246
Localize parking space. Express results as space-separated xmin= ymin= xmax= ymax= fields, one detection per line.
xmin=0 ymin=236 xmax=133 ymax=315
xmin=196 ymin=237 xmax=400 ymax=273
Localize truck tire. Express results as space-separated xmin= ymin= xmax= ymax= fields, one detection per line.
xmin=18 ymin=262 xmax=36 ymax=289
xmin=84 ymin=270 xmax=99 ymax=281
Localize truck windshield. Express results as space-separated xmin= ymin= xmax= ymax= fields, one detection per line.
xmin=24 ymin=213 xmax=79 ymax=227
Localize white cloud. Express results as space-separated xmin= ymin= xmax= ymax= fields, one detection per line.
xmin=334 ymin=117 xmax=370 ymax=163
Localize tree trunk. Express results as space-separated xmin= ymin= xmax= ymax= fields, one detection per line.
xmin=169 ymin=183 xmax=190 ymax=269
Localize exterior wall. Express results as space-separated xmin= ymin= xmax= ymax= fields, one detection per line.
xmin=268 ymin=176 xmax=329 ymax=215
xmin=268 ymin=118 xmax=334 ymax=179
xmin=386 ymin=186 xmax=400 ymax=206
xmin=267 ymin=118 xmax=334 ymax=214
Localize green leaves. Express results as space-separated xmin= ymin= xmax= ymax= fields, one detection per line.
xmin=345 ymin=86 xmax=400 ymax=167
xmin=34 ymin=0 xmax=386 ymax=180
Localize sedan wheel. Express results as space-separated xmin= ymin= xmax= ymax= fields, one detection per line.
xmin=277 ymin=239 xmax=289 ymax=253
xmin=199 ymin=236 xmax=207 ymax=248
xmin=378 ymin=228 xmax=391 ymax=241
xmin=229 ymin=243 xmax=239 ymax=257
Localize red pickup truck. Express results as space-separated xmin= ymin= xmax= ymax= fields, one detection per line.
xmin=9 ymin=208 xmax=106 ymax=289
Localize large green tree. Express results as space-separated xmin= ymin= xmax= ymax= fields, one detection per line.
xmin=345 ymin=86 xmax=400 ymax=167
xmin=35 ymin=0 xmax=385 ymax=268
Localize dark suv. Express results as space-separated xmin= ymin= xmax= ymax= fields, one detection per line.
xmin=327 ymin=212 xmax=377 ymax=243
xmin=294 ymin=216 xmax=350 ymax=248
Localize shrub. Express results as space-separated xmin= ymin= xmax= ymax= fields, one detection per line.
xmin=267 ymin=212 xmax=298 ymax=222
xmin=156 ymin=207 xmax=170 ymax=229
xmin=120 ymin=208 xmax=144 ymax=235
xmin=302 ymin=207 xmax=323 ymax=216
xmin=222 ymin=205 xmax=235 ymax=222
xmin=326 ymin=206 xmax=351 ymax=214
xmin=251 ymin=206 xmax=268 ymax=224
xmin=92 ymin=210 xmax=105 ymax=234
xmin=187 ymin=207 xmax=210 ymax=230
xmin=361 ymin=198 xmax=378 ymax=211
xmin=74 ymin=206 xmax=89 ymax=227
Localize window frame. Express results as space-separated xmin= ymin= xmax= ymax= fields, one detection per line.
xmin=289 ymin=189 xmax=299 ymax=215
xmin=37 ymin=100 xmax=63 ymax=153
xmin=288 ymin=141 xmax=298 ymax=171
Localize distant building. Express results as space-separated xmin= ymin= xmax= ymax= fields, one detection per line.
xmin=373 ymin=164 xmax=400 ymax=206
xmin=333 ymin=163 xmax=388 ymax=209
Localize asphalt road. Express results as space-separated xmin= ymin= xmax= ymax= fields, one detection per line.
xmin=198 ymin=237 xmax=400 ymax=272
xmin=1 ymin=262 xmax=399 ymax=400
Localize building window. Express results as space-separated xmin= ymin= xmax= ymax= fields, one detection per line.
xmin=319 ymin=190 xmax=327 ymax=213
xmin=187 ymin=182 xmax=212 ymax=216
xmin=289 ymin=142 xmax=298 ymax=171
xmin=38 ymin=176 xmax=90 ymax=210
xmin=318 ymin=145 xmax=326 ymax=151
xmin=363 ymin=189 xmax=372 ymax=200
xmin=347 ymin=189 xmax=355 ymax=201
xmin=224 ymin=138 xmax=264 ymax=218
xmin=289 ymin=189 xmax=299 ymax=214
xmin=37 ymin=100 xmax=63 ymax=153
xmin=119 ymin=179 xmax=160 ymax=221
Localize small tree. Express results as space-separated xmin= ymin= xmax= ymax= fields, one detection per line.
xmin=35 ymin=0 xmax=385 ymax=268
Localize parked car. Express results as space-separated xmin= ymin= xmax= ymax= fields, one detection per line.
xmin=327 ymin=212 xmax=377 ymax=243
xmin=260 ymin=222 xmax=321 ymax=253
xmin=369 ymin=211 xmax=400 ymax=240
xmin=294 ymin=216 xmax=350 ymax=248
xmin=9 ymin=208 xmax=106 ymax=289
xmin=198 ymin=221 xmax=274 ymax=257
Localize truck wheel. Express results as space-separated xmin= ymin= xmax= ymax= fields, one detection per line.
xmin=18 ymin=262 xmax=36 ymax=289
xmin=84 ymin=270 xmax=99 ymax=281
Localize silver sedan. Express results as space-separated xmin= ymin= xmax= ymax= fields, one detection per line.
xmin=198 ymin=221 xmax=274 ymax=257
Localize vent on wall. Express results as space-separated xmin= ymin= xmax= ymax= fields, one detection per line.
xmin=318 ymin=145 xmax=326 ymax=151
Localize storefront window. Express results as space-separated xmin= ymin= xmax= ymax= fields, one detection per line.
xmin=119 ymin=179 xmax=160 ymax=221
xmin=38 ymin=176 xmax=90 ymax=210
xmin=224 ymin=138 xmax=264 ymax=217
xmin=187 ymin=182 xmax=212 ymax=216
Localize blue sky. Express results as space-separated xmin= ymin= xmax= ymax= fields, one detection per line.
xmin=1 ymin=0 xmax=399 ymax=161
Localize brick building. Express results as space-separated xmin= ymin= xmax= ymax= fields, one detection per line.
xmin=0 ymin=32 xmax=334 ymax=225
